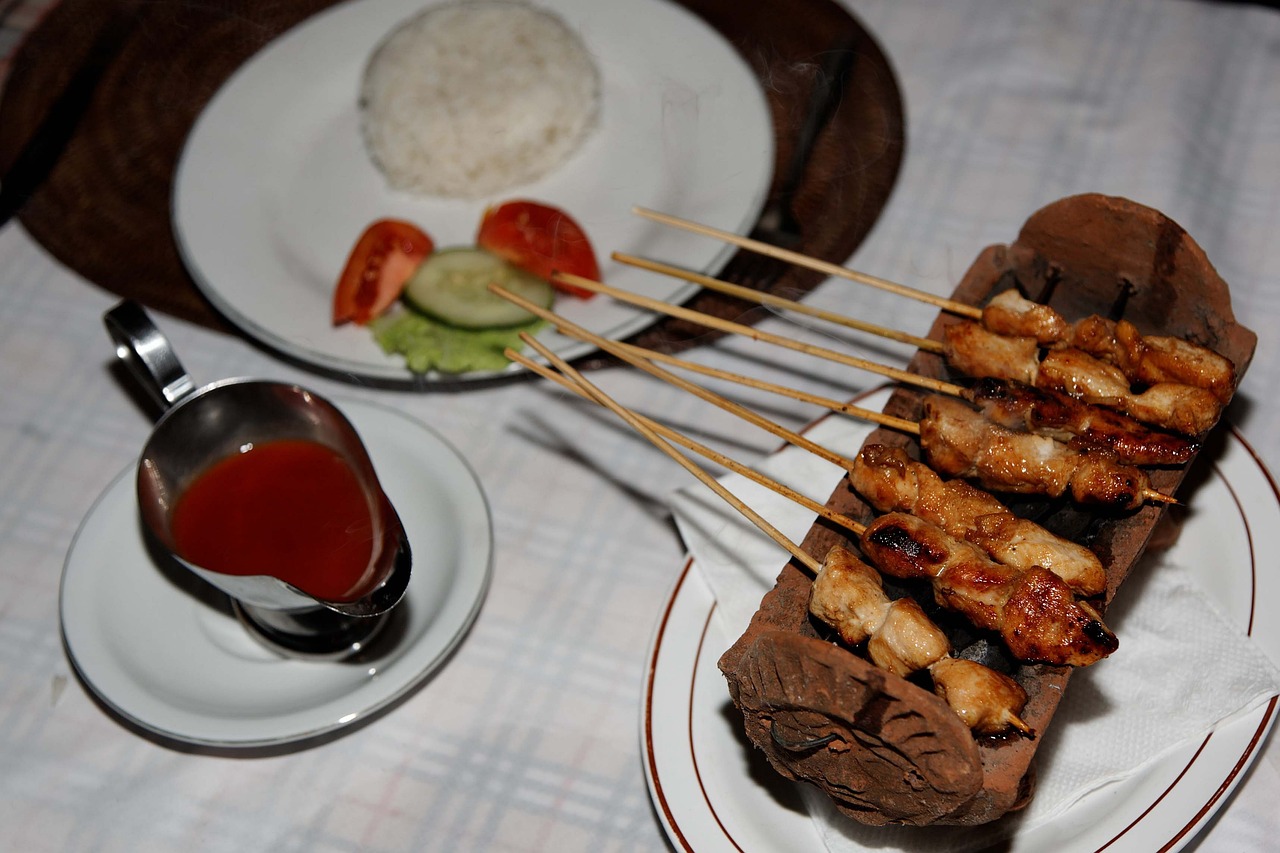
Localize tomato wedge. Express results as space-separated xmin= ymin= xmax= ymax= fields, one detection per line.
xmin=475 ymin=200 xmax=600 ymax=299
xmin=333 ymin=219 xmax=434 ymax=325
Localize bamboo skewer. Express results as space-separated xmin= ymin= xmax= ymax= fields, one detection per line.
xmin=513 ymin=331 xmax=823 ymax=574
xmin=493 ymin=284 xmax=856 ymax=468
xmin=616 ymin=338 xmax=1178 ymax=507
xmin=605 ymin=339 xmax=918 ymax=434
xmin=607 ymin=258 xmax=1203 ymax=476
xmin=550 ymin=271 xmax=962 ymax=397
xmin=512 ymin=333 xmax=1037 ymax=735
xmin=617 ymin=341 xmax=919 ymax=433
xmin=611 ymin=252 xmax=943 ymax=354
xmin=513 ymin=293 xmax=887 ymax=469
xmin=502 ymin=345 xmax=868 ymax=534
xmin=496 ymin=282 xmax=908 ymax=479
xmin=602 ymin=326 xmax=1171 ymax=508
xmin=632 ymin=206 xmax=984 ymax=320
xmin=491 ymin=285 xmax=1176 ymax=507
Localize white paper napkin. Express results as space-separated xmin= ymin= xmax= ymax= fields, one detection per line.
xmin=669 ymin=413 xmax=1280 ymax=852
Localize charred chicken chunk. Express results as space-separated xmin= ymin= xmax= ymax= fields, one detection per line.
xmin=849 ymin=444 xmax=1107 ymax=596
xmin=930 ymin=657 xmax=1032 ymax=736
xmin=809 ymin=546 xmax=1031 ymax=734
xmin=858 ymin=513 xmax=1118 ymax=667
xmin=942 ymin=320 xmax=1223 ymax=435
xmin=978 ymin=290 xmax=1236 ymax=404
xmin=962 ymin=378 xmax=1196 ymax=466
xmin=919 ymin=395 xmax=1154 ymax=511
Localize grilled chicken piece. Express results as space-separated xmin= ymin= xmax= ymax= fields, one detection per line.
xmin=811 ymin=547 xmax=949 ymax=675
xmin=810 ymin=546 xmax=1031 ymax=735
xmin=1037 ymin=348 xmax=1221 ymax=436
xmin=849 ymin=444 xmax=1107 ymax=596
xmin=942 ymin=321 xmax=1222 ymax=435
xmin=919 ymin=395 xmax=1153 ymax=511
xmin=981 ymin=289 xmax=1070 ymax=344
xmin=810 ymin=547 xmax=904 ymax=650
xmin=978 ymin=291 xmax=1236 ymax=404
xmin=962 ymin=378 xmax=1197 ymax=466
xmin=929 ymin=657 xmax=1032 ymax=735
xmin=858 ymin=513 xmax=1118 ymax=667
xmin=1135 ymin=333 xmax=1236 ymax=404
xmin=943 ymin=320 xmax=1040 ymax=386
xmin=874 ymin=598 xmax=949 ymax=677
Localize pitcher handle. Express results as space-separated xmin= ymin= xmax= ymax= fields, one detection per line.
xmin=103 ymin=300 xmax=195 ymax=411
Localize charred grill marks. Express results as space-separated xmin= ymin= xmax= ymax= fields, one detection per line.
xmin=867 ymin=521 xmax=944 ymax=565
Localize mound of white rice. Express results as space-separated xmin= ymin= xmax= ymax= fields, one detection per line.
xmin=360 ymin=0 xmax=601 ymax=198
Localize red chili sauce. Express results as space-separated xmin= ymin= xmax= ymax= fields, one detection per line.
xmin=171 ymin=439 xmax=377 ymax=602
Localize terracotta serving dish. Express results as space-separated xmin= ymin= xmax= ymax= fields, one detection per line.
xmin=718 ymin=193 xmax=1258 ymax=826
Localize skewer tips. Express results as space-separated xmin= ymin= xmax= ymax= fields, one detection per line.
xmin=1004 ymin=711 xmax=1037 ymax=738
xmin=1077 ymin=601 xmax=1104 ymax=622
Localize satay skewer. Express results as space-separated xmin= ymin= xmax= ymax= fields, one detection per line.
xmin=513 ymin=346 xmax=1110 ymax=607
xmin=609 ymin=253 xmax=1210 ymax=451
xmin=519 ymin=317 xmax=1131 ymax=584
xmin=494 ymin=283 xmax=1174 ymax=509
xmin=562 ymin=266 xmax=1203 ymax=449
xmin=557 ymin=267 xmax=1220 ymax=438
xmin=942 ymin=321 xmax=1223 ymax=435
xmin=494 ymin=293 xmax=1127 ymax=645
xmin=507 ymin=343 xmax=1108 ymax=597
xmin=609 ymin=337 xmax=1177 ymax=511
xmin=589 ymin=315 xmax=1169 ymax=514
xmin=849 ymin=443 xmax=1108 ymax=596
xmin=511 ymin=333 xmax=1033 ymax=735
xmin=514 ymin=330 xmax=1114 ymax=670
xmin=612 ymin=252 xmax=941 ymax=352
xmin=549 ymin=270 xmax=961 ymax=396
xmin=596 ymin=336 xmax=1192 ymax=469
xmin=631 ymin=207 xmax=1235 ymax=403
xmin=504 ymin=347 xmax=867 ymax=533
xmin=630 ymin=206 xmax=983 ymax=319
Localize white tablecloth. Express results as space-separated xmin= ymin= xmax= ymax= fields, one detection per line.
xmin=2 ymin=0 xmax=1279 ymax=850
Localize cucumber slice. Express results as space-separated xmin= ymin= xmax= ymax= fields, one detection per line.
xmin=403 ymin=247 xmax=554 ymax=329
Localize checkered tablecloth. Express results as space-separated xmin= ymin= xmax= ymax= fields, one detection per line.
xmin=2 ymin=1 xmax=1280 ymax=851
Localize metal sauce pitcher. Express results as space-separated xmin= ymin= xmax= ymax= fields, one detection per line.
xmin=104 ymin=301 xmax=411 ymax=659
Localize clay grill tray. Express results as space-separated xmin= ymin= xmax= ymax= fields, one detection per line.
xmin=718 ymin=193 xmax=1257 ymax=827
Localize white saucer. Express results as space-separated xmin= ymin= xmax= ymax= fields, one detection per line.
xmin=60 ymin=399 xmax=492 ymax=748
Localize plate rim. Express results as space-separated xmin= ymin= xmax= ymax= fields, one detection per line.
xmin=169 ymin=0 xmax=773 ymax=385
xmin=642 ymin=423 xmax=1280 ymax=852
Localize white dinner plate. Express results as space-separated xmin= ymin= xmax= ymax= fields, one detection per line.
xmin=644 ymin=426 xmax=1280 ymax=852
xmin=60 ymin=399 xmax=493 ymax=747
xmin=172 ymin=0 xmax=773 ymax=384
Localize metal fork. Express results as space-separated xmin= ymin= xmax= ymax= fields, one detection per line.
xmin=717 ymin=36 xmax=860 ymax=292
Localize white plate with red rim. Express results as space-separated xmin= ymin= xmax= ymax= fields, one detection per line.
xmin=172 ymin=0 xmax=772 ymax=383
xmin=643 ymin=424 xmax=1280 ymax=852
xmin=60 ymin=399 xmax=493 ymax=748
